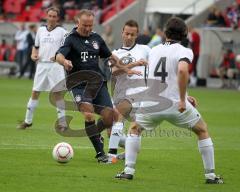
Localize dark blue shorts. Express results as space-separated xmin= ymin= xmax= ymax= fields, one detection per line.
xmin=72 ymin=81 xmax=113 ymax=114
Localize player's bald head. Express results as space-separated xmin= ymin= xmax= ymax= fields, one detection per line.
xmin=75 ymin=9 xmax=95 ymax=22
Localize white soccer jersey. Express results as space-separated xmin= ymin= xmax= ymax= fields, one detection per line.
xmin=112 ymin=44 xmax=151 ymax=98
xmin=35 ymin=25 xmax=67 ymax=62
xmin=147 ymin=42 xmax=193 ymax=102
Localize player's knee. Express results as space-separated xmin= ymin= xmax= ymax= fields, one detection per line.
xmin=193 ymin=120 xmax=209 ymax=137
xmin=102 ymin=115 xmax=114 ymax=128
xmin=117 ymin=100 xmax=132 ymax=118
xmin=32 ymin=91 xmax=40 ymax=99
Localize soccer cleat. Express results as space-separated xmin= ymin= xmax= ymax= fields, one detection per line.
xmin=17 ymin=121 xmax=32 ymax=129
xmin=116 ymin=152 xmax=125 ymax=160
xmin=206 ymin=175 xmax=224 ymax=184
xmin=96 ymin=153 xmax=109 ymax=163
xmin=115 ymin=172 xmax=133 ymax=180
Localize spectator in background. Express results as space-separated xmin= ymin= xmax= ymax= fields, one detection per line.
xmin=63 ymin=0 xmax=75 ymax=10
xmin=206 ymin=7 xmax=226 ymax=27
xmin=42 ymin=0 xmax=52 ymax=9
xmin=0 ymin=39 xmax=11 ymax=61
xmin=19 ymin=24 xmax=37 ymax=79
xmin=188 ymin=26 xmax=200 ymax=87
xmin=136 ymin=28 xmax=151 ymax=45
xmin=217 ymin=49 xmax=237 ymax=88
xmin=0 ymin=1 xmax=4 ymax=17
xmin=92 ymin=4 xmax=102 ymax=24
xmin=96 ymin=0 xmax=104 ymax=9
xmin=102 ymin=24 xmax=114 ymax=50
xmin=226 ymin=3 xmax=238 ymax=29
xmin=14 ymin=23 xmax=29 ymax=74
xmin=148 ymin=27 xmax=163 ymax=48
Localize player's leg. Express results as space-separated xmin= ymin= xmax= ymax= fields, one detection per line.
xmin=108 ymin=99 xmax=131 ymax=157
xmin=166 ymin=101 xmax=223 ymax=184
xmin=17 ymin=91 xmax=40 ymax=129
xmin=79 ymin=101 xmax=108 ymax=162
xmin=52 ymin=91 xmax=67 ymax=128
xmin=192 ymin=119 xmax=223 ymax=184
xmin=115 ymin=122 xmax=142 ymax=179
xmin=17 ymin=63 xmax=48 ymax=129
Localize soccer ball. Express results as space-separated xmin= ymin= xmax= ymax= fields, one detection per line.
xmin=52 ymin=142 xmax=74 ymax=163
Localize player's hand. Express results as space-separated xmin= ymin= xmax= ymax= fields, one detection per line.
xmin=178 ymin=100 xmax=186 ymax=113
xmin=187 ymin=96 xmax=197 ymax=108
xmin=63 ymin=59 xmax=73 ymax=71
xmin=136 ymin=59 xmax=148 ymax=66
xmin=127 ymin=69 xmax=142 ymax=76
xmin=31 ymin=54 xmax=39 ymax=62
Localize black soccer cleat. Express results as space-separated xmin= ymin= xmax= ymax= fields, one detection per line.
xmin=115 ymin=172 xmax=133 ymax=180
xmin=96 ymin=153 xmax=109 ymax=163
xmin=17 ymin=121 xmax=32 ymax=129
xmin=206 ymin=176 xmax=224 ymax=184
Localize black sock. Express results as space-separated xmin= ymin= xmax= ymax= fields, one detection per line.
xmin=108 ymin=148 xmax=117 ymax=155
xmin=85 ymin=121 xmax=104 ymax=155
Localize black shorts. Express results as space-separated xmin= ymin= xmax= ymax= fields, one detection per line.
xmin=72 ymin=81 xmax=113 ymax=114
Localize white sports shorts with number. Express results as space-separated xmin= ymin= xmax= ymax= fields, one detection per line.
xmin=136 ymin=100 xmax=201 ymax=130
xmin=33 ymin=62 xmax=66 ymax=92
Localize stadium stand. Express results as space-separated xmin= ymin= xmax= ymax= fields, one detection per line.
xmin=1 ymin=0 xmax=135 ymax=23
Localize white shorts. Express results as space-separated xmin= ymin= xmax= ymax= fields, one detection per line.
xmin=33 ymin=62 xmax=66 ymax=92
xmin=136 ymin=100 xmax=201 ymax=130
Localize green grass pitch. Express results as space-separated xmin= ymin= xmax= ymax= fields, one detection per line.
xmin=0 ymin=77 xmax=239 ymax=192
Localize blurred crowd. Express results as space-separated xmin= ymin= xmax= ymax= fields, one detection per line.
xmin=206 ymin=1 xmax=240 ymax=29
xmin=0 ymin=0 xmax=113 ymax=24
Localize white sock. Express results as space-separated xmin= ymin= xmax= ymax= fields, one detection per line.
xmin=119 ymin=134 xmax=126 ymax=148
xmin=125 ymin=134 xmax=141 ymax=172
xmin=198 ymin=138 xmax=216 ymax=178
xmin=124 ymin=166 xmax=135 ymax=175
xmin=25 ymin=98 xmax=38 ymax=124
xmin=56 ymin=100 xmax=66 ymax=126
xmin=108 ymin=122 xmax=124 ymax=150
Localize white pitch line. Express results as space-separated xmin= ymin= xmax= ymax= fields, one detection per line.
xmin=0 ymin=143 xmax=171 ymax=150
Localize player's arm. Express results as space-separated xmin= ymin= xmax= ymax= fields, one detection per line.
xmin=55 ymin=35 xmax=73 ymax=71
xmin=31 ymin=28 xmax=40 ymax=62
xmin=109 ymin=54 xmax=142 ymax=76
xmin=178 ymin=60 xmax=189 ymax=113
xmin=111 ymin=59 xmax=147 ymax=76
xmin=31 ymin=47 xmax=39 ymax=62
xmin=56 ymin=53 xmax=72 ymax=71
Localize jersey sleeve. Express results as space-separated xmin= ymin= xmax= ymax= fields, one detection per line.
xmin=178 ymin=47 xmax=193 ymax=64
xmin=98 ymin=35 xmax=112 ymax=58
xmin=56 ymin=35 xmax=72 ymax=57
xmin=34 ymin=28 xmax=40 ymax=48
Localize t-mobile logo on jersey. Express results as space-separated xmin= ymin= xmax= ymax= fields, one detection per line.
xmin=81 ymin=51 xmax=88 ymax=62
